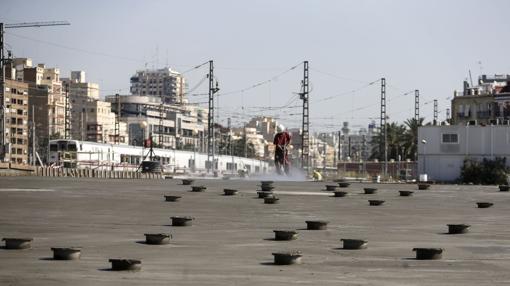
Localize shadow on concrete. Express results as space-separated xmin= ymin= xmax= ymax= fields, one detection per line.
xmin=39 ymin=257 xmax=56 ymax=261
xmin=259 ymin=262 xmax=276 ymax=266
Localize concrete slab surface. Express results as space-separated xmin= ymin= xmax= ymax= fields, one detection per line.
xmin=1 ymin=177 xmax=510 ymax=285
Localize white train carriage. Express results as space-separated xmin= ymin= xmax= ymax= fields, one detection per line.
xmin=48 ymin=139 xmax=269 ymax=174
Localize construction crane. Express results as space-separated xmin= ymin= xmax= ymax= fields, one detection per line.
xmin=1 ymin=21 xmax=70 ymax=70
xmin=0 ymin=20 xmax=70 ymax=163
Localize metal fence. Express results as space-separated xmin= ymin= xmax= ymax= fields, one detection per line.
xmin=337 ymin=161 xmax=418 ymax=181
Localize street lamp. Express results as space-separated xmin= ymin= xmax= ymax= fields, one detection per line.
xmin=421 ymin=139 xmax=427 ymax=181
xmin=192 ymin=129 xmax=198 ymax=172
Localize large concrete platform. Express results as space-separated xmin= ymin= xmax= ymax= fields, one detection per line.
xmin=1 ymin=177 xmax=510 ymax=285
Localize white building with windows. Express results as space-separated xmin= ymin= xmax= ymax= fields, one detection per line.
xmin=418 ymin=125 xmax=510 ymax=182
xmin=130 ymin=68 xmax=186 ymax=104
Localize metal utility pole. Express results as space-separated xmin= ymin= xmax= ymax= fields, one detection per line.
xmin=244 ymin=123 xmax=247 ymax=158
xmin=228 ymin=117 xmax=235 ymax=172
xmin=227 ymin=117 xmax=231 ymax=155
xmin=31 ymin=105 xmax=35 ymax=166
xmin=1 ymin=21 xmax=69 ymax=154
xmin=322 ymin=141 xmax=326 ymax=174
xmin=158 ymin=102 xmax=164 ymax=148
xmin=337 ymin=131 xmax=341 ymax=162
xmin=64 ymin=83 xmax=70 ymax=139
xmin=115 ymin=93 xmax=120 ymax=144
xmin=207 ymin=60 xmax=219 ymax=172
xmin=362 ymin=134 xmax=367 ymax=177
xmin=414 ymin=89 xmax=420 ymax=122
xmin=348 ymin=136 xmax=351 ymax=158
xmin=433 ymin=99 xmax=438 ymax=126
xmin=300 ymin=61 xmax=310 ymax=173
xmin=380 ymin=78 xmax=387 ymax=179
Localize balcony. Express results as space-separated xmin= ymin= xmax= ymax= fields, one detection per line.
xmin=456 ymin=112 xmax=471 ymax=119
xmin=476 ymin=110 xmax=491 ymax=119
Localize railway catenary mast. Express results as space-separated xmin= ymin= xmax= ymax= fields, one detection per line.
xmin=0 ymin=21 xmax=70 ymax=161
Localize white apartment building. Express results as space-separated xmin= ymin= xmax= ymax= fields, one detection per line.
xmin=105 ymin=95 xmax=206 ymax=150
xmin=130 ymin=68 xmax=186 ymax=104
xmin=418 ymin=125 xmax=510 ymax=182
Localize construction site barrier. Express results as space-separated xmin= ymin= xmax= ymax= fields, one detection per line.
xmin=32 ymin=167 xmax=162 ymax=179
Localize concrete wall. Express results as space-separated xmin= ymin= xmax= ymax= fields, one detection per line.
xmin=418 ymin=125 xmax=510 ymax=182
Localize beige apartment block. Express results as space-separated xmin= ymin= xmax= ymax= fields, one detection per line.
xmin=24 ymin=64 xmax=66 ymax=141
xmin=83 ymin=100 xmax=128 ymax=144
xmin=62 ymin=71 xmax=127 ymax=144
xmin=1 ymin=79 xmax=29 ymax=164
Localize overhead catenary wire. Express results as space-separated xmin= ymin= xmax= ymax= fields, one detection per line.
xmin=216 ymin=62 xmax=302 ymax=97
xmin=315 ymin=79 xmax=381 ymax=103
xmin=6 ymin=30 xmax=432 ymax=131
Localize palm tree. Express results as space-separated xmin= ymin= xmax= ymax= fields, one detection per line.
xmin=369 ymin=122 xmax=406 ymax=161
xmin=402 ymin=117 xmax=424 ymax=161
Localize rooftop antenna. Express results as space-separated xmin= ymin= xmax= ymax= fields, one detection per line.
xmin=165 ymin=49 xmax=169 ymax=68
xmin=155 ymin=45 xmax=159 ymax=69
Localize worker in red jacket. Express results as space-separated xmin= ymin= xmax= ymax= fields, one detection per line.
xmin=273 ymin=125 xmax=291 ymax=175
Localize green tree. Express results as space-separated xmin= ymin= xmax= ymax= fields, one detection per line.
xmin=369 ymin=122 xmax=406 ymax=161
xmin=232 ymin=137 xmax=256 ymax=158
xmin=460 ymin=157 xmax=508 ymax=185
xmin=402 ymin=117 xmax=424 ymax=161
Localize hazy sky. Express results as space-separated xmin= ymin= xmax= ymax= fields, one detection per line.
xmin=2 ymin=0 xmax=509 ymax=132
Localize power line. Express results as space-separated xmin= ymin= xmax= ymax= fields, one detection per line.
xmin=217 ymin=62 xmax=302 ymax=97
xmin=6 ymin=31 xmax=151 ymax=63
xmin=310 ymin=67 xmax=376 ymax=84
xmin=314 ymin=79 xmax=380 ymax=103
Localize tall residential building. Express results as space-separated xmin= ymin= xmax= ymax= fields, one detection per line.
xmin=451 ymin=74 xmax=510 ymax=125
xmin=245 ymin=116 xmax=280 ymax=160
xmin=105 ymin=95 xmax=206 ymax=150
xmin=62 ymin=71 xmax=127 ymax=144
xmin=84 ymin=100 xmax=128 ymax=143
xmin=62 ymin=71 xmax=99 ymax=100
xmin=130 ymin=68 xmax=186 ymax=104
xmin=21 ymin=63 xmax=67 ymax=161
xmin=1 ymin=79 xmax=30 ymax=164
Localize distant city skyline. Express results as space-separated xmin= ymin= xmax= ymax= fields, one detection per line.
xmin=2 ymin=0 xmax=510 ymax=132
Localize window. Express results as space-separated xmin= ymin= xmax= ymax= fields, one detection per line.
xmin=68 ymin=144 xmax=77 ymax=151
xmin=442 ymin=133 xmax=458 ymax=144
